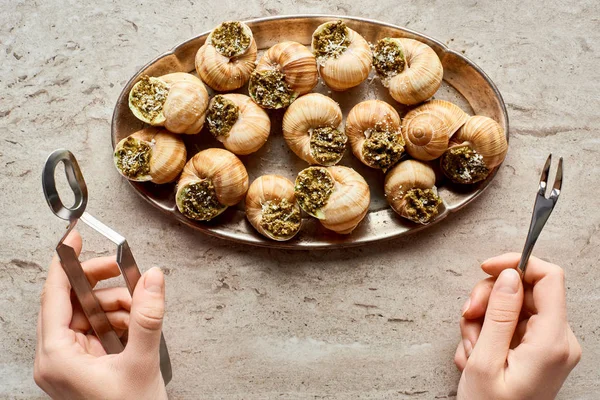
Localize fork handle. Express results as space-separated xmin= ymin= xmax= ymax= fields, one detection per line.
xmin=518 ymin=198 xmax=556 ymax=276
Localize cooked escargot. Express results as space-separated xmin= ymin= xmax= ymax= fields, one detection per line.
xmin=440 ymin=115 xmax=508 ymax=184
xmin=176 ymin=148 xmax=249 ymax=221
xmin=248 ymin=41 xmax=318 ymax=109
xmin=206 ymin=94 xmax=270 ymax=155
xmin=345 ymin=100 xmax=405 ymax=171
xmin=246 ymin=175 xmax=302 ymax=241
xmin=128 ymin=72 xmax=209 ymax=134
xmin=385 ymin=160 xmax=443 ymax=224
xmin=402 ymin=100 xmax=469 ymax=161
xmin=373 ymin=38 xmax=443 ymax=105
xmin=195 ymin=21 xmax=257 ymax=91
xmin=282 ymin=93 xmax=346 ymax=166
xmin=311 ymin=20 xmax=372 ymax=91
xmin=114 ymin=127 xmax=186 ymax=184
xmin=294 ymin=166 xmax=370 ymax=234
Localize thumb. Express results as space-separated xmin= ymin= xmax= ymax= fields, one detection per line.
xmin=124 ymin=267 xmax=165 ymax=361
xmin=470 ymin=268 xmax=523 ymax=372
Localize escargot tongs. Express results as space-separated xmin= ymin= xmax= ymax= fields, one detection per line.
xmin=517 ymin=154 xmax=563 ymax=277
xmin=42 ymin=149 xmax=172 ymax=385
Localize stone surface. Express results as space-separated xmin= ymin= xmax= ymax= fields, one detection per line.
xmin=1 ymin=1 xmax=599 ymax=398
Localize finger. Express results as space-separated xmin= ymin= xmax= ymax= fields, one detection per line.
xmin=462 ymin=278 xmax=495 ymax=320
xmin=69 ymin=302 xmax=87 ymax=333
xmin=454 ymin=342 xmax=468 ymax=372
xmin=83 ymin=334 xmax=108 ymax=357
xmin=460 ymin=317 xmax=482 ymax=355
xmin=81 ymin=256 xmax=120 ymax=288
xmin=71 ymin=309 xmax=130 ymax=334
xmin=470 ymin=268 xmax=523 ymax=372
xmin=480 ymin=252 xmax=522 ymax=273
xmin=106 ymin=310 xmax=130 ymax=330
xmin=482 ymin=252 xmax=561 ymax=287
xmin=41 ymin=230 xmax=82 ymax=341
xmin=123 ymin=268 xmax=165 ymax=365
xmin=69 ymin=287 xmax=132 ymax=332
xmin=94 ymin=287 xmax=132 ymax=311
xmin=482 ymin=253 xmax=567 ymax=342
xmin=523 ymin=288 xmax=536 ymax=315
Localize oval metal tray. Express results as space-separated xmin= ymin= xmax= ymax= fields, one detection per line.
xmin=111 ymin=15 xmax=509 ymax=249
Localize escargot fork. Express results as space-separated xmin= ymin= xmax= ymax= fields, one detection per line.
xmin=517 ymin=154 xmax=563 ymax=277
xmin=42 ymin=149 xmax=172 ymax=385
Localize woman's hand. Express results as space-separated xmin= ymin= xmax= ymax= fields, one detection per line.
xmin=454 ymin=253 xmax=581 ymax=400
xmin=34 ymin=230 xmax=168 ymax=400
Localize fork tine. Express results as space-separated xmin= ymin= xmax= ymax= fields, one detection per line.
xmin=551 ymin=157 xmax=563 ymax=198
xmin=539 ymin=154 xmax=552 ymax=195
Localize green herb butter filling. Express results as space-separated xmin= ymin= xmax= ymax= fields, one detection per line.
xmin=207 ymin=95 xmax=240 ymax=138
xmin=441 ymin=145 xmax=489 ymax=184
xmin=211 ymin=21 xmax=251 ymax=57
xmin=373 ymin=38 xmax=406 ymax=79
xmin=114 ymin=137 xmax=152 ymax=180
xmin=130 ymin=75 xmax=169 ymax=122
xmin=402 ymin=188 xmax=442 ymax=224
xmin=178 ymin=180 xmax=226 ymax=221
xmin=310 ymin=126 xmax=347 ymax=165
xmin=260 ymin=198 xmax=301 ymax=238
xmin=362 ymin=123 xmax=405 ymax=170
xmin=249 ymin=70 xmax=295 ymax=109
xmin=313 ymin=20 xmax=351 ymax=60
xmin=294 ymin=167 xmax=335 ymax=217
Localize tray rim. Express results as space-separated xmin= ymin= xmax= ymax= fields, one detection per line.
xmin=110 ymin=14 xmax=510 ymax=250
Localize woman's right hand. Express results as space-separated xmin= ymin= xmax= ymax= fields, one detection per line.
xmin=454 ymin=253 xmax=581 ymax=400
xmin=34 ymin=231 xmax=168 ymax=400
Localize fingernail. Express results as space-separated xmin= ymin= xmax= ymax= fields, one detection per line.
xmin=463 ymin=339 xmax=473 ymax=357
xmin=144 ymin=267 xmax=164 ymax=293
xmin=496 ymin=268 xmax=520 ymax=294
xmin=461 ymin=297 xmax=471 ymax=316
xmin=481 ymin=256 xmax=494 ymax=267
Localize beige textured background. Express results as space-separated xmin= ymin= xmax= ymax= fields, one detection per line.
xmin=1 ymin=0 xmax=599 ymax=398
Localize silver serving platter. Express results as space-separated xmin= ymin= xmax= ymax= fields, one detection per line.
xmin=111 ymin=15 xmax=509 ymax=249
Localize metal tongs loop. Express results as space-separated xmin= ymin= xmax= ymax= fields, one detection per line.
xmin=42 ymin=151 xmax=88 ymax=221
xmin=517 ymin=154 xmax=563 ymax=277
xmin=42 ymin=149 xmax=172 ymax=385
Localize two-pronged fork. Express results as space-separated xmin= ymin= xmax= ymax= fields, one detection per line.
xmin=517 ymin=154 xmax=563 ymax=277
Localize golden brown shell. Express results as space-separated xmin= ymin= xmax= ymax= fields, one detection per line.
xmin=381 ymin=38 xmax=443 ymax=105
xmin=384 ymin=160 xmax=438 ymax=218
xmin=311 ymin=22 xmax=372 ymax=91
xmin=162 ymin=77 xmax=209 ymax=134
xmin=282 ymin=93 xmax=344 ymax=165
xmin=402 ymin=100 xmax=469 ymax=161
xmin=253 ymin=41 xmax=318 ymax=102
xmin=209 ymin=94 xmax=271 ymax=155
xmin=114 ymin=127 xmax=186 ymax=184
xmin=160 ymin=72 xmax=204 ymax=86
xmin=449 ymin=115 xmax=508 ymax=170
xmin=245 ymin=175 xmax=302 ymax=241
xmin=345 ymin=100 xmax=403 ymax=168
xmin=176 ymin=148 xmax=249 ymax=220
xmin=319 ymin=166 xmax=370 ymax=234
xmin=128 ymin=73 xmax=209 ymax=134
xmin=195 ymin=22 xmax=258 ymax=92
